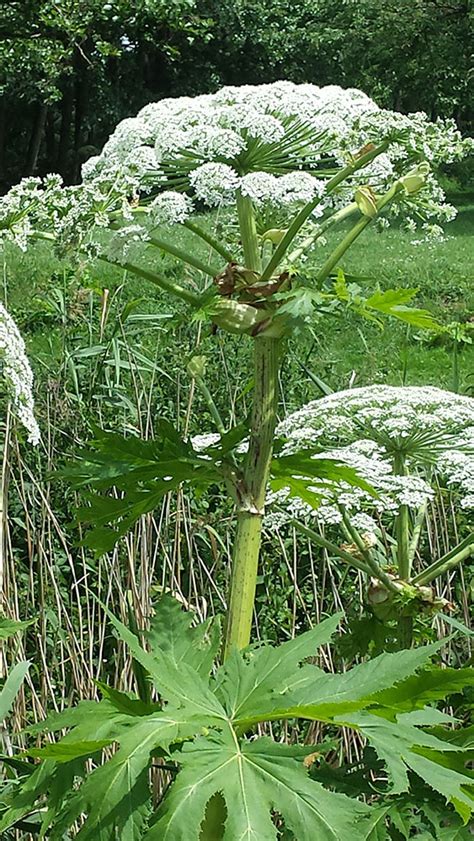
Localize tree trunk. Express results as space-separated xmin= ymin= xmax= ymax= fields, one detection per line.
xmin=56 ymin=86 xmax=74 ymax=178
xmin=27 ymin=103 xmax=47 ymax=175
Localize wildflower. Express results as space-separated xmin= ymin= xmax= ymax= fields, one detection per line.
xmin=189 ymin=163 xmax=240 ymax=206
xmin=270 ymin=386 xmax=474 ymax=526
xmin=0 ymin=303 xmax=40 ymax=445
xmin=150 ymin=192 xmax=193 ymax=226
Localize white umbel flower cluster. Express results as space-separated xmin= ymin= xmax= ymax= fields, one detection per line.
xmin=270 ymin=385 xmax=474 ymax=527
xmin=0 ymin=303 xmax=40 ymax=445
xmin=80 ymin=81 xmax=469 ymax=215
xmin=0 ymin=83 xmax=470 ymax=253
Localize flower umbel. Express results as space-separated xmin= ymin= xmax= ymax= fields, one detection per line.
xmin=270 ymin=385 xmax=474 ymax=527
xmin=0 ymin=302 xmax=40 ymax=445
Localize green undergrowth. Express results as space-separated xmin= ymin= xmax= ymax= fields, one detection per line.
xmin=4 ymin=199 xmax=473 ymax=432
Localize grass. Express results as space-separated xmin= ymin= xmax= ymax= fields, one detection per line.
xmin=4 ymin=198 xmax=474 ymax=426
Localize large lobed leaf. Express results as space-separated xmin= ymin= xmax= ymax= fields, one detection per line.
xmin=3 ymin=597 xmax=474 ymax=838
xmin=148 ymin=731 xmax=371 ymax=841
xmin=60 ymin=422 xmax=228 ymax=553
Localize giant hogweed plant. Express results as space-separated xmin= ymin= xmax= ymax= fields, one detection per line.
xmin=268 ymin=385 xmax=474 ymax=648
xmin=0 ymin=83 xmax=473 ymax=837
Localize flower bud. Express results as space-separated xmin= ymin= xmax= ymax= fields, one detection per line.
xmin=262 ymin=228 xmax=287 ymax=245
xmin=354 ymin=186 xmax=378 ymax=218
xmin=399 ymin=162 xmax=430 ymax=195
xmin=211 ymin=299 xmax=267 ymax=335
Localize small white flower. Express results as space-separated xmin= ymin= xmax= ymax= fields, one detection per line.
xmin=189 ymin=163 xmax=240 ymax=206
xmin=150 ymin=192 xmax=193 ymax=226
xmin=0 ymin=303 xmax=40 ymax=445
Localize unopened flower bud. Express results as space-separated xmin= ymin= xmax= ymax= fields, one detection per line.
xmin=354 ymin=186 xmax=378 ymax=218
xmin=399 ymin=162 xmax=430 ymax=195
xmin=211 ymin=299 xmax=267 ymax=335
xmin=187 ymin=355 xmax=207 ymax=379
xmin=262 ymin=229 xmax=287 ymax=245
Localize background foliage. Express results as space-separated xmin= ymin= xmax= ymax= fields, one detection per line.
xmin=0 ymin=0 xmax=472 ymax=187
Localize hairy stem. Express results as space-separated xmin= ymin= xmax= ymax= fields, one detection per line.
xmin=224 ymin=336 xmax=280 ymax=656
xmin=408 ymin=501 xmax=428 ymax=567
xmin=393 ymin=453 xmax=413 ymax=647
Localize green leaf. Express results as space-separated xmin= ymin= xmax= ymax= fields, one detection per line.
xmin=6 ymin=605 xmax=473 ymax=839
xmin=345 ymin=710 xmax=474 ymax=820
xmin=26 ymin=740 xmax=113 ymax=762
xmin=104 ymin=605 xmax=227 ymax=723
xmin=0 ymin=661 xmax=30 ymax=720
xmin=1 ymin=696 xmax=145 ymax=832
xmin=0 ymin=617 xmax=34 ymax=640
xmin=147 ymin=732 xmax=371 ymax=841
xmin=332 ymin=274 xmax=439 ymax=330
xmin=146 ymin=594 xmax=221 ymax=680
xmin=274 ymin=286 xmax=326 ymax=322
xmin=51 ymin=712 xmax=196 ymax=841
xmin=216 ymin=614 xmax=342 ymax=719
xmin=95 ymin=682 xmax=157 ymax=717
xmin=233 ymin=642 xmax=441 ymax=727
xmin=364 ymin=288 xmax=438 ymax=330
xmin=370 ymin=666 xmax=474 ymax=711
xmin=60 ymin=425 xmax=227 ymax=552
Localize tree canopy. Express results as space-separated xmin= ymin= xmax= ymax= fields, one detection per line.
xmin=0 ymin=0 xmax=472 ymax=187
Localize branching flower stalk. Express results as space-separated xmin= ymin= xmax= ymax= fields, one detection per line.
xmin=224 ymin=186 xmax=407 ymax=654
xmin=272 ymin=385 xmax=474 ymax=647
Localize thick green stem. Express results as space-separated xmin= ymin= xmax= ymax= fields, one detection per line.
xmin=393 ymin=453 xmax=411 ymax=581
xmin=236 ymin=191 xmax=262 ymax=271
xmin=224 ymin=336 xmax=280 ymax=657
xmin=412 ymin=533 xmax=474 ymax=586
